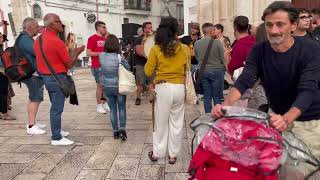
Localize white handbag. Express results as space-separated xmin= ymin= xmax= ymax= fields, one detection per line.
xmin=118 ymin=55 xmax=137 ymax=95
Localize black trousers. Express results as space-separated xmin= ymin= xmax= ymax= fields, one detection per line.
xmin=0 ymin=72 xmax=8 ymax=113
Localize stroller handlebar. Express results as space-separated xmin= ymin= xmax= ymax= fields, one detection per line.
xmin=221 ymin=106 xmax=271 ymax=126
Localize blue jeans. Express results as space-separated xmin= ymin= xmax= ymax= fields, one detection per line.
xmin=106 ymin=94 xmax=127 ymax=132
xmin=201 ymin=69 xmax=225 ymax=113
xmin=42 ymin=75 xmax=67 ymax=140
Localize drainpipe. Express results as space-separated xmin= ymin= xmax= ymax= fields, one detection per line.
xmin=96 ymin=0 xmax=99 ymax=21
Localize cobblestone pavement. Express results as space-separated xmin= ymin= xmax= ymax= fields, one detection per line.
xmin=0 ymin=68 xmax=201 ymax=180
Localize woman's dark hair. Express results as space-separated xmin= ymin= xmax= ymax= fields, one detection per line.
xmin=104 ymin=34 xmax=120 ymax=53
xmin=297 ymin=8 xmax=310 ymax=15
xmin=155 ymin=16 xmax=179 ymax=57
xmin=256 ymin=23 xmax=268 ymax=43
xmin=262 ymin=1 xmax=299 ymax=23
xmin=233 ymin=16 xmax=249 ymax=33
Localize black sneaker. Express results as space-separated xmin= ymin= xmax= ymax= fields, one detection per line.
xmin=113 ymin=132 xmax=120 ymax=139
xmin=119 ymin=130 xmax=127 ymax=141
xmin=135 ymin=98 xmax=141 ymax=105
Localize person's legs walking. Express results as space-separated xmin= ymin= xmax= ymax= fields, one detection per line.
xmin=106 ymin=95 xmax=119 ymax=138
xmin=210 ymin=69 xmax=225 ymax=105
xmin=201 ymin=72 xmax=214 ymax=113
xmin=118 ymin=94 xmax=127 ymax=140
xmin=92 ymin=68 xmax=107 ymax=113
xmin=168 ymin=84 xmax=185 ymax=160
xmin=43 ymin=75 xmax=73 ymax=145
xmin=153 ymin=83 xmax=172 ymax=158
xmin=23 ymin=76 xmax=46 ymax=134
xmin=0 ymin=73 xmax=15 ymax=120
xmin=118 ymin=94 xmax=127 ymax=129
xmin=135 ymin=65 xmax=147 ymax=105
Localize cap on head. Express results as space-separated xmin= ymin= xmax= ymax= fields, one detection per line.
xmin=191 ymin=22 xmax=200 ymax=30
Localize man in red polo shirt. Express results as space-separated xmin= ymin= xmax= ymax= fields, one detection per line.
xmin=34 ymin=13 xmax=85 ymax=146
xmin=87 ymin=21 xmax=109 ymax=114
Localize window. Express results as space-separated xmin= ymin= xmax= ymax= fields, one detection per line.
xmin=33 ymin=4 xmax=42 ymax=19
xmin=176 ymin=4 xmax=184 ymax=21
xmin=124 ymin=18 xmax=129 ymax=24
xmin=176 ymin=4 xmax=184 ymax=35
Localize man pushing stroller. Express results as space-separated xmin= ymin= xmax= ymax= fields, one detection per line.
xmin=212 ymin=1 xmax=320 ymax=178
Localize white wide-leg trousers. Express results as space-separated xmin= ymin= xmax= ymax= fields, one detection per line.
xmin=153 ymin=83 xmax=185 ymax=158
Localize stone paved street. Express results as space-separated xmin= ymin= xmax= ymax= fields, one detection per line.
xmin=0 ymin=68 xmax=201 ymax=180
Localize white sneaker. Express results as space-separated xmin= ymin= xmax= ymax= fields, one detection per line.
xmin=103 ymin=103 xmax=110 ymax=112
xmin=61 ymin=130 xmax=69 ymax=137
xmin=51 ymin=137 xmax=74 ymax=146
xmin=26 ymin=125 xmax=46 ymax=135
xmin=36 ymin=123 xmax=46 ymax=129
xmin=97 ymin=104 xmax=107 ymax=114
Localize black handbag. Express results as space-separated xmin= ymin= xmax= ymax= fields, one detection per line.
xmin=39 ymin=35 xmax=76 ymax=98
xmin=193 ymin=38 xmax=214 ymax=94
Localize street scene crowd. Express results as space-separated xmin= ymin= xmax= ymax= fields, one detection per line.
xmin=1 ymin=0 xmax=320 ymax=179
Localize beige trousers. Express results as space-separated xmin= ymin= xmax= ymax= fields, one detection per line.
xmin=280 ymin=120 xmax=320 ymax=179
xmin=153 ymin=83 xmax=185 ymax=158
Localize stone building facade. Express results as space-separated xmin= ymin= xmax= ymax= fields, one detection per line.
xmin=183 ymin=0 xmax=292 ymax=38
xmin=0 ymin=0 xmax=183 ymax=48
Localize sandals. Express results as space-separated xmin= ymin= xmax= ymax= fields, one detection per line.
xmin=148 ymin=151 xmax=158 ymax=162
xmin=169 ymin=157 xmax=177 ymax=164
xmin=147 ymin=151 xmax=176 ymax=164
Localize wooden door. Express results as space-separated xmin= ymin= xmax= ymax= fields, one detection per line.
xmin=292 ymin=0 xmax=320 ymax=9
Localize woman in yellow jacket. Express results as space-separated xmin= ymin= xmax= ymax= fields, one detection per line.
xmin=145 ymin=17 xmax=191 ymax=164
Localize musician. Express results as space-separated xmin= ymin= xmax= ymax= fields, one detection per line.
xmin=180 ymin=22 xmax=201 ymax=72
xmin=134 ymin=21 xmax=153 ymax=106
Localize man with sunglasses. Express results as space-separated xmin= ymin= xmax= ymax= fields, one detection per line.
xmin=87 ymin=21 xmax=110 ymax=114
xmin=293 ymin=9 xmax=313 ymax=39
xmin=34 ymin=13 xmax=85 ymax=145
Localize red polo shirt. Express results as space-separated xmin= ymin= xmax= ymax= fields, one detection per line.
xmin=34 ymin=30 xmax=70 ymax=74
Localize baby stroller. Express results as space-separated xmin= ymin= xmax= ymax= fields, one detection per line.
xmin=188 ymin=106 xmax=320 ymax=180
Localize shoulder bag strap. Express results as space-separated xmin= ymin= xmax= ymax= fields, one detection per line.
xmin=39 ymin=35 xmax=67 ymax=89
xmin=196 ymin=38 xmax=214 ymax=84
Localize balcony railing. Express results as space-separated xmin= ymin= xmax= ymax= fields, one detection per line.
xmin=124 ymin=0 xmax=151 ymax=11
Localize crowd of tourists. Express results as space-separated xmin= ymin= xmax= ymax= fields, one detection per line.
xmin=0 ymin=2 xmax=320 ymax=173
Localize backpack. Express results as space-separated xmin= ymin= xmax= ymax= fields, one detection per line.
xmin=188 ymin=107 xmax=283 ymax=180
xmin=0 ymin=34 xmax=34 ymax=82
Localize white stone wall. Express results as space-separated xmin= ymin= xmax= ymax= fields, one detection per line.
xmin=196 ymin=0 xmax=291 ymax=40
xmin=183 ymin=0 xmax=198 ymax=35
